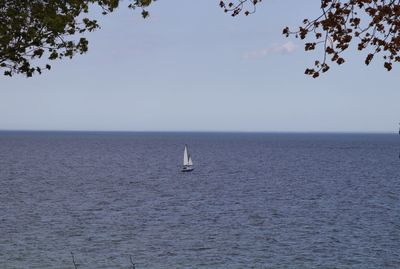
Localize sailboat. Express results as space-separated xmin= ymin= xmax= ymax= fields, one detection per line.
xmin=182 ymin=144 xmax=194 ymax=172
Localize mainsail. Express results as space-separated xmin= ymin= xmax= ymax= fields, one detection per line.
xmin=183 ymin=145 xmax=190 ymax=166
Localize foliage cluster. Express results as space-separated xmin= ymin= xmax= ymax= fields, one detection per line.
xmin=1 ymin=0 xmax=399 ymax=77
xmin=221 ymin=0 xmax=400 ymax=77
xmin=0 ymin=0 xmax=151 ymax=77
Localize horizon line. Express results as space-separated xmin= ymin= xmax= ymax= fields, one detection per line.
xmin=0 ymin=129 xmax=396 ymax=135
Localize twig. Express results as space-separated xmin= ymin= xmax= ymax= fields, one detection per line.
xmin=129 ymin=255 xmax=136 ymax=269
xmin=71 ymin=252 xmax=78 ymax=269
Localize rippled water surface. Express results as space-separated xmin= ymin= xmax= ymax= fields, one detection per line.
xmin=0 ymin=132 xmax=399 ymax=269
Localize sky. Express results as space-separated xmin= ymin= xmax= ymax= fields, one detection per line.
xmin=0 ymin=0 xmax=399 ymax=133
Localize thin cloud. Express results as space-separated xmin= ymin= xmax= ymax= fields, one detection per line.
xmin=243 ymin=41 xmax=298 ymax=60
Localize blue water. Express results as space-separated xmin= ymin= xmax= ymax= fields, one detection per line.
xmin=0 ymin=132 xmax=399 ymax=269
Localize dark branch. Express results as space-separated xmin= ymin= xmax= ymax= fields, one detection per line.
xmin=129 ymin=255 xmax=136 ymax=269
xmin=71 ymin=252 xmax=78 ymax=269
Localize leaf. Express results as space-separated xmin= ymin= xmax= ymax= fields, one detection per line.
xmin=384 ymin=62 xmax=392 ymax=71
xmin=141 ymin=10 xmax=149 ymax=18
xmin=336 ymin=58 xmax=345 ymax=65
xmin=49 ymin=51 xmax=59 ymax=60
xmin=322 ymin=65 xmax=330 ymax=73
xmin=365 ymin=53 xmax=374 ymax=65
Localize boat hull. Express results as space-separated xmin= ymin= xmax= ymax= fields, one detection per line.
xmin=181 ymin=166 xmax=194 ymax=172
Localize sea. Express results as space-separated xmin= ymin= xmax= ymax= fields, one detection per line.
xmin=0 ymin=131 xmax=399 ymax=269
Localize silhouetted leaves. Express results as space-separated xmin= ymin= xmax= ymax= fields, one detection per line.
xmin=221 ymin=0 xmax=400 ymax=77
xmin=0 ymin=0 xmax=155 ymax=77
xmin=220 ymin=0 xmax=262 ymax=17
xmin=2 ymin=0 xmax=399 ymax=77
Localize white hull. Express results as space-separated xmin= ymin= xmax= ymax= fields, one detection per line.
xmin=181 ymin=165 xmax=194 ymax=172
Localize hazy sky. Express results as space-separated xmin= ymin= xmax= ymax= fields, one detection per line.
xmin=1 ymin=0 xmax=399 ymax=133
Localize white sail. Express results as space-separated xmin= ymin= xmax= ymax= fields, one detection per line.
xmin=182 ymin=144 xmax=194 ymax=172
xmin=183 ymin=145 xmax=189 ymax=165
